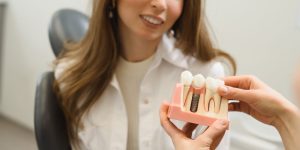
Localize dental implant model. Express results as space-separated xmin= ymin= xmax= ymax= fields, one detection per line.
xmin=167 ymin=71 xmax=228 ymax=126
xmin=187 ymin=74 xmax=206 ymax=112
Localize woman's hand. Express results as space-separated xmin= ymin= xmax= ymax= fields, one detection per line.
xmin=293 ymin=65 xmax=300 ymax=106
xmin=217 ymin=75 xmax=300 ymax=150
xmin=217 ymin=75 xmax=297 ymax=126
xmin=159 ymin=103 xmax=228 ymax=150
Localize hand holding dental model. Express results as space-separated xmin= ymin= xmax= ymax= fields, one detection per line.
xmin=160 ymin=103 xmax=229 ymax=150
xmin=217 ymin=75 xmax=300 ymax=150
xmin=159 ymin=70 xmax=229 ymax=150
xmin=160 ymin=74 xmax=300 ymax=150
xmin=167 ymin=71 xmax=228 ymax=126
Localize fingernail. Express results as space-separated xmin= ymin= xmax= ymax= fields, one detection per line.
xmin=216 ymin=119 xmax=227 ymax=127
xmin=219 ymin=86 xmax=228 ymax=95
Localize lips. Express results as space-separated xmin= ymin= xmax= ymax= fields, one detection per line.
xmin=141 ymin=15 xmax=164 ymax=25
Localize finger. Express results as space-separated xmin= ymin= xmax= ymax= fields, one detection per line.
xmin=210 ymin=131 xmax=226 ymax=150
xmin=196 ymin=119 xmax=228 ymax=142
xmin=228 ymin=101 xmax=251 ymax=115
xmin=198 ymin=125 xmax=223 ymax=150
xmin=159 ymin=102 xmax=185 ymax=139
xmin=222 ymin=75 xmax=256 ymax=89
xmin=182 ymin=123 xmax=198 ymax=137
xmin=218 ymin=86 xmax=256 ymax=104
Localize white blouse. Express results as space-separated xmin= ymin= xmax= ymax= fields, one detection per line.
xmin=55 ymin=35 xmax=229 ymax=150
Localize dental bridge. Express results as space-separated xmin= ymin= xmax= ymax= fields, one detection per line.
xmin=167 ymin=71 xmax=228 ymax=126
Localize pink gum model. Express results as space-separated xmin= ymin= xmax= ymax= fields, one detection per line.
xmin=167 ymin=83 xmax=228 ymax=126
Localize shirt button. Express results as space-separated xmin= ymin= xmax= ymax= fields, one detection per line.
xmin=143 ymin=98 xmax=149 ymax=104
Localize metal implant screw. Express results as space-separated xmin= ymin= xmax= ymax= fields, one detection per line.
xmin=190 ymin=94 xmax=200 ymax=112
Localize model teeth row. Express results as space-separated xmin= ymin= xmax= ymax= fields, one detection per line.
xmin=180 ymin=71 xmax=225 ymax=113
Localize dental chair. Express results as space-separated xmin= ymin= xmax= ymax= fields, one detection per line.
xmin=34 ymin=9 xmax=89 ymax=150
xmin=49 ymin=8 xmax=89 ymax=57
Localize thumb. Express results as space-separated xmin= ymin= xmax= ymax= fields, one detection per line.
xmin=159 ymin=102 xmax=184 ymax=139
xmin=196 ymin=119 xmax=228 ymax=142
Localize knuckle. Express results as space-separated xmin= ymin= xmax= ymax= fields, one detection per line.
xmin=200 ymin=136 xmax=213 ymax=146
xmin=247 ymin=75 xmax=257 ymax=81
xmin=227 ymin=87 xmax=237 ymax=98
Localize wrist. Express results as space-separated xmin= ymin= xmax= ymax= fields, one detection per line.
xmin=273 ymin=103 xmax=300 ymax=150
xmin=274 ymin=102 xmax=298 ymax=128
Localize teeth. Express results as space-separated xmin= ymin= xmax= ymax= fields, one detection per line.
xmin=180 ymin=72 xmax=226 ymax=114
xmin=192 ymin=74 xmax=205 ymax=88
xmin=143 ymin=15 xmax=163 ymax=25
xmin=181 ymin=71 xmax=193 ymax=109
xmin=181 ymin=71 xmax=193 ymax=85
xmin=204 ymin=77 xmax=224 ymax=113
xmin=189 ymin=74 xmax=205 ymax=112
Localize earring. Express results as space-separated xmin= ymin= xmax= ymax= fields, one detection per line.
xmin=109 ymin=0 xmax=116 ymax=18
xmin=109 ymin=8 xmax=114 ymax=18
xmin=168 ymin=29 xmax=175 ymax=37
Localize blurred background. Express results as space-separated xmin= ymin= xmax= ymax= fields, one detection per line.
xmin=0 ymin=0 xmax=299 ymax=149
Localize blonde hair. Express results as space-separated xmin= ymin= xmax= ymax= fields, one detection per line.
xmin=54 ymin=0 xmax=236 ymax=147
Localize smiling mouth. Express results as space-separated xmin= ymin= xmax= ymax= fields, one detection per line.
xmin=141 ymin=15 xmax=164 ymax=25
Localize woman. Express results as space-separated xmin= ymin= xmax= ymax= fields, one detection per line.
xmin=160 ymin=75 xmax=300 ymax=150
xmin=54 ymin=0 xmax=235 ymax=149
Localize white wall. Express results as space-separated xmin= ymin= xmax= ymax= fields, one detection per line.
xmin=0 ymin=0 xmax=299 ymax=147
xmin=207 ymin=0 xmax=300 ymax=101
xmin=0 ymin=0 xmax=90 ymax=129
xmin=206 ymin=0 xmax=300 ymax=149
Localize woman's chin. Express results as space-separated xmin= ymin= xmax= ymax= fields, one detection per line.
xmin=137 ymin=31 xmax=163 ymax=41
